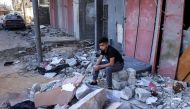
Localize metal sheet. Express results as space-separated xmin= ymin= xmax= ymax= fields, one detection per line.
xmin=135 ymin=0 xmax=157 ymax=63
xmin=159 ymin=0 xmax=184 ymax=79
xmin=125 ymin=0 xmax=140 ymax=57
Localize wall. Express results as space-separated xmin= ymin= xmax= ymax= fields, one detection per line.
xmin=106 ymin=0 xmax=125 ymax=53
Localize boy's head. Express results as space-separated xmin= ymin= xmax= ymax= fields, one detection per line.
xmin=99 ymin=37 xmax=108 ymax=51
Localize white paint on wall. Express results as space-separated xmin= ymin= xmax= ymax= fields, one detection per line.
xmin=117 ymin=23 xmax=123 ymax=43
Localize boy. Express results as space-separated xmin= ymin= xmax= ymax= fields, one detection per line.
xmin=90 ymin=37 xmax=124 ymax=89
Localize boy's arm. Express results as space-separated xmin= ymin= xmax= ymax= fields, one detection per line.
xmin=96 ymin=55 xmax=103 ymax=65
xmin=99 ymin=57 xmax=115 ymax=68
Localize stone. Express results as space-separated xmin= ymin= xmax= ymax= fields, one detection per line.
xmin=81 ymin=61 xmax=90 ymax=67
xmin=66 ymin=58 xmax=77 ymax=66
xmin=30 ymin=83 xmax=41 ymax=101
xmin=69 ymin=89 xmax=106 ymax=109
xmin=135 ymin=88 xmax=151 ymax=102
xmin=44 ymin=73 xmax=57 ymax=78
xmin=112 ymin=80 xmax=128 ymax=90
xmin=130 ymin=99 xmax=150 ymax=109
xmin=54 ymin=104 xmax=69 ymax=109
xmin=76 ymin=84 xmax=91 ymax=100
xmin=106 ymin=102 xmax=122 ymax=109
xmin=112 ymin=70 xmax=128 ymax=82
xmin=119 ymin=102 xmax=131 ymax=109
xmin=183 ymin=107 xmax=190 ymax=109
xmin=127 ymin=68 xmax=137 ymax=85
xmin=121 ymin=87 xmax=133 ymax=100
xmin=146 ymin=97 xmax=158 ymax=105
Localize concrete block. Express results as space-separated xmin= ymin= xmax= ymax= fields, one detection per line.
xmin=146 ymin=97 xmax=158 ymax=105
xmin=127 ymin=68 xmax=137 ymax=85
xmin=112 ymin=80 xmax=128 ymax=90
xmin=66 ymin=58 xmax=77 ymax=66
xmin=69 ymin=89 xmax=106 ymax=109
xmin=119 ymin=102 xmax=131 ymax=109
xmin=121 ymin=87 xmax=133 ymax=100
xmin=135 ymin=88 xmax=151 ymax=102
xmin=106 ymin=102 xmax=122 ymax=109
xmin=76 ymin=84 xmax=91 ymax=100
xmin=112 ymin=70 xmax=128 ymax=82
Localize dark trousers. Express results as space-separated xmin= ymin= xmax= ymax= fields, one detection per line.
xmin=93 ymin=61 xmax=124 ymax=88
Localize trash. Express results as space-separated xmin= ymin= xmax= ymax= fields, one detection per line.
xmin=66 ymin=58 xmax=77 ymax=67
xmin=10 ymin=100 xmax=35 ymax=109
xmin=61 ymin=83 xmax=76 ymax=92
xmin=4 ymin=61 xmax=14 ymax=66
xmin=40 ymin=25 xmax=46 ymax=29
xmin=173 ymin=82 xmax=185 ymax=94
xmin=50 ymin=57 xmax=63 ymax=65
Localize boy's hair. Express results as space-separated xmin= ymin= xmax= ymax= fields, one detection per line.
xmin=99 ymin=37 xmax=108 ymax=44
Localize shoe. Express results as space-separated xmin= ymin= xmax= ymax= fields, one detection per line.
xmin=89 ymin=81 xmax=98 ymax=85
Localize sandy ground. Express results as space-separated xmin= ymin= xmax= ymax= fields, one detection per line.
xmin=0 ymin=30 xmax=49 ymax=107
xmin=0 ymin=30 xmax=30 ymax=51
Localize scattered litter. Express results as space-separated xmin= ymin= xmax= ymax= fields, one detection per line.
xmin=4 ymin=61 xmax=14 ymax=66
xmin=61 ymin=83 xmax=75 ymax=92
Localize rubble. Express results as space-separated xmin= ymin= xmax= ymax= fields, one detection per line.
xmin=135 ymin=88 xmax=151 ymax=102
xmin=127 ymin=68 xmax=137 ymax=85
xmin=69 ymin=89 xmax=106 ymax=109
xmin=146 ymin=97 xmax=158 ymax=105
xmin=121 ymin=86 xmax=134 ymax=100
xmin=75 ymin=84 xmax=91 ymax=100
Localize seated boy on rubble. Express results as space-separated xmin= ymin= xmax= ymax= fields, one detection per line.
xmin=90 ymin=37 xmax=124 ymax=89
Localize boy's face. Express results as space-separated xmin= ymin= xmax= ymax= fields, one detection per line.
xmin=99 ymin=42 xmax=108 ymax=51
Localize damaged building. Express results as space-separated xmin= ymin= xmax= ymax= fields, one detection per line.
xmin=1 ymin=0 xmax=190 ymax=109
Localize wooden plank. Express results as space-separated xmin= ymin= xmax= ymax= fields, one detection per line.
xmin=177 ymin=46 xmax=190 ymax=82
xmin=135 ymin=0 xmax=157 ymax=63
xmin=125 ymin=0 xmax=140 ymax=57
xmin=159 ymin=0 xmax=185 ymax=79
xmin=150 ymin=0 xmax=163 ymax=73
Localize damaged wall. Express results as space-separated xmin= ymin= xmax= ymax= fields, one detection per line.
xmin=105 ymin=0 xmax=125 ymax=53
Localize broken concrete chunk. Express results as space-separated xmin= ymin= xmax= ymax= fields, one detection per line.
xmin=119 ymin=102 xmax=131 ymax=109
xmin=106 ymin=102 xmax=122 ymax=109
xmin=121 ymin=87 xmax=133 ymax=100
xmin=135 ymin=88 xmax=151 ymax=102
xmin=69 ymin=89 xmax=106 ymax=109
xmin=66 ymin=58 xmax=77 ymax=66
xmin=76 ymin=84 xmax=91 ymax=100
xmin=50 ymin=57 xmax=63 ymax=65
xmin=127 ymin=68 xmax=137 ymax=85
xmin=54 ymin=104 xmax=69 ymax=109
xmin=81 ymin=61 xmax=90 ymax=67
xmin=44 ymin=73 xmax=57 ymax=78
xmin=112 ymin=70 xmax=128 ymax=82
xmin=34 ymin=87 xmax=75 ymax=107
xmin=146 ymin=97 xmax=158 ymax=105
xmin=112 ymin=80 xmax=128 ymax=90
